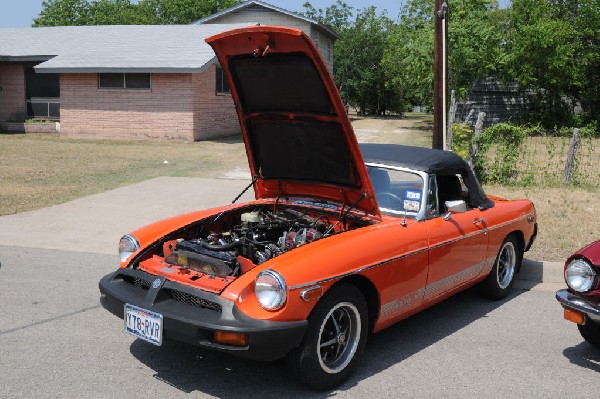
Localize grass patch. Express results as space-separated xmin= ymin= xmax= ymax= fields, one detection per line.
xmin=0 ymin=133 xmax=246 ymax=215
xmin=485 ymin=184 xmax=599 ymax=261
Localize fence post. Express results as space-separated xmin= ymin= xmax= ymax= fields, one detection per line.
xmin=469 ymin=112 xmax=486 ymax=169
xmin=446 ymin=90 xmax=457 ymax=151
xmin=563 ymin=128 xmax=580 ymax=184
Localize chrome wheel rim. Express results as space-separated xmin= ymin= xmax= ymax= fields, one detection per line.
xmin=317 ymin=302 xmax=361 ymax=374
xmin=497 ymin=241 xmax=516 ymax=289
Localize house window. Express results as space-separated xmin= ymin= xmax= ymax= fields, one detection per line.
xmin=98 ymin=73 xmax=151 ymax=89
xmin=24 ymin=65 xmax=60 ymax=118
xmin=312 ymin=31 xmax=320 ymax=49
xmin=216 ymin=66 xmax=230 ymax=94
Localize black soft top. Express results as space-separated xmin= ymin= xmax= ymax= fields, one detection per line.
xmin=360 ymin=143 xmax=494 ymax=210
xmin=361 ymin=143 xmax=467 ymax=174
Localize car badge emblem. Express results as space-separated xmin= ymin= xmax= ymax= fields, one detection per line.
xmin=152 ymin=278 xmax=162 ymax=289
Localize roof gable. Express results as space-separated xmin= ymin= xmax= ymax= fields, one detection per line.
xmin=194 ymin=1 xmax=338 ymax=38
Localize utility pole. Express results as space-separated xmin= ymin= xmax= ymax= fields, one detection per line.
xmin=433 ymin=0 xmax=448 ymax=150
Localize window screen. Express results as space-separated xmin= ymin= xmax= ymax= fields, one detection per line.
xmin=99 ymin=73 xmax=150 ymax=89
xmin=216 ymin=66 xmax=230 ymax=93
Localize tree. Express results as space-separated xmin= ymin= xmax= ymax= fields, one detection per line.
xmin=504 ymin=0 xmax=600 ymax=128
xmin=140 ymin=0 xmax=241 ymax=24
xmin=383 ymin=0 xmax=503 ymax=110
xmin=34 ymin=0 xmax=92 ymax=26
xmin=303 ymin=2 xmax=402 ymax=115
xmin=302 ymin=0 xmax=353 ymax=32
xmin=33 ymin=0 xmax=241 ymax=27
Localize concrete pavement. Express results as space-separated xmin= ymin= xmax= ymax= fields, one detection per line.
xmin=0 ymin=177 xmax=564 ymax=291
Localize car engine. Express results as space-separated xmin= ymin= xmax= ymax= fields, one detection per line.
xmin=162 ymin=208 xmax=333 ymax=277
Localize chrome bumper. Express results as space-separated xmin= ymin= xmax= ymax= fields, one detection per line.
xmin=556 ymin=289 xmax=600 ymax=323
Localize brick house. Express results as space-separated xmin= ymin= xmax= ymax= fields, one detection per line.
xmin=0 ymin=1 xmax=337 ymax=141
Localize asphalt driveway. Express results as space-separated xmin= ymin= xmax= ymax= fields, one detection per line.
xmin=0 ymin=177 xmax=595 ymax=399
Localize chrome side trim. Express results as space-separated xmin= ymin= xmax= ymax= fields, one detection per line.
xmin=429 ymin=229 xmax=486 ymax=250
xmin=424 ymin=258 xmax=495 ymax=301
xmin=486 ymin=215 xmax=529 ymax=232
xmin=429 ymin=214 xmax=529 ymax=251
xmin=380 ymin=288 xmax=426 ymax=321
xmin=289 ymin=247 xmax=429 ymax=291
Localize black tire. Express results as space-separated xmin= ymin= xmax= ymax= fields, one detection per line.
xmin=287 ymin=283 xmax=368 ymax=391
xmin=578 ymin=320 xmax=600 ymax=348
xmin=479 ymin=235 xmax=522 ymax=300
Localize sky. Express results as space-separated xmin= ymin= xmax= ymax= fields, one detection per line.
xmin=0 ymin=0 xmax=510 ymax=29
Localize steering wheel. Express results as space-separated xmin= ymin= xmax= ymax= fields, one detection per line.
xmin=376 ymin=192 xmax=403 ymax=210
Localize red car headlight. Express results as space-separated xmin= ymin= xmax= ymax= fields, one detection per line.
xmin=565 ymin=259 xmax=596 ymax=293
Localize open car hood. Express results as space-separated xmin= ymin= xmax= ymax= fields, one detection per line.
xmin=206 ymin=26 xmax=380 ymax=218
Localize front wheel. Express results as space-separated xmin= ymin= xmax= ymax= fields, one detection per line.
xmin=287 ymin=283 xmax=368 ymax=391
xmin=479 ymin=235 xmax=522 ymax=300
xmin=578 ymin=320 xmax=600 ymax=348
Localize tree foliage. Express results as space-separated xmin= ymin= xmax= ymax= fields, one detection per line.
xmin=33 ymin=0 xmax=241 ymax=26
xmin=383 ymin=0 xmax=502 ymax=109
xmin=503 ymin=0 xmax=600 ymax=127
xmin=303 ymin=2 xmax=402 ymax=115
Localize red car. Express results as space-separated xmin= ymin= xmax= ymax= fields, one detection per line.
xmin=99 ymin=26 xmax=537 ymax=390
xmin=556 ymin=240 xmax=600 ymax=348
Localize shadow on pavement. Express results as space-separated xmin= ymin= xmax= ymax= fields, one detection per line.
xmin=515 ymin=259 xmax=545 ymax=290
xmin=129 ymin=288 xmax=524 ymax=396
xmin=563 ymin=341 xmax=600 ymax=373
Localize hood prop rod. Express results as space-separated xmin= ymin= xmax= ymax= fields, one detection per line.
xmin=324 ymin=191 xmax=367 ymax=236
xmin=212 ymin=176 xmax=258 ymax=223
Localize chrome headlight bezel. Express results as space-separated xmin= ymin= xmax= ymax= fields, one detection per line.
xmin=118 ymin=234 xmax=140 ymax=263
xmin=255 ymin=269 xmax=287 ymax=311
xmin=565 ymin=258 xmax=597 ymax=293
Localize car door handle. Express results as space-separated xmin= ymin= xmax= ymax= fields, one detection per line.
xmin=473 ymin=218 xmax=486 ymax=225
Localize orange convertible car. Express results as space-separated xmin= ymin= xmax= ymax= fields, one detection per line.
xmin=99 ymin=26 xmax=537 ymax=390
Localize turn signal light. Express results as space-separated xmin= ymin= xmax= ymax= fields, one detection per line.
xmin=564 ymin=309 xmax=585 ymax=325
xmin=213 ymin=331 xmax=249 ymax=347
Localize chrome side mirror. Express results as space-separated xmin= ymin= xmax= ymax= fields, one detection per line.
xmin=443 ymin=200 xmax=467 ymax=220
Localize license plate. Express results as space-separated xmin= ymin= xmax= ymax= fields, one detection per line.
xmin=124 ymin=304 xmax=163 ymax=346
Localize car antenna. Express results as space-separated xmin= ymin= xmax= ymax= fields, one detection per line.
xmin=212 ymin=176 xmax=258 ymax=223
xmin=401 ymin=209 xmax=408 ymax=227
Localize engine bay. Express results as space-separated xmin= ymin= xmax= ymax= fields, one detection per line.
xmin=135 ymin=204 xmax=371 ymax=290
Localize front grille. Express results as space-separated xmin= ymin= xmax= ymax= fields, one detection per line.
xmin=122 ymin=275 xmax=151 ymax=291
xmin=167 ymin=289 xmax=222 ymax=313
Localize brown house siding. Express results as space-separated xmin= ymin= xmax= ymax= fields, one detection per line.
xmin=60 ymin=73 xmax=195 ymax=140
xmin=0 ymin=63 xmax=27 ymax=122
xmin=192 ymin=64 xmax=239 ymax=140
xmin=59 ymin=68 xmax=239 ymax=141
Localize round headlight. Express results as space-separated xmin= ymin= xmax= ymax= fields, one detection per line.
xmin=565 ymin=258 xmax=596 ymax=293
xmin=119 ymin=235 xmax=140 ymax=262
xmin=255 ymin=270 xmax=287 ymax=311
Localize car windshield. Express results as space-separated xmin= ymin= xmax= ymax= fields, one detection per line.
xmin=366 ymin=166 xmax=424 ymax=217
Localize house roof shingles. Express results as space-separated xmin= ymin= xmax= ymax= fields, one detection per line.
xmin=0 ymin=24 xmax=250 ymax=73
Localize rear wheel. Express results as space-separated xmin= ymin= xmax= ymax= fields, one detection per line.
xmin=578 ymin=320 xmax=600 ymax=348
xmin=287 ymin=283 xmax=368 ymax=391
xmin=479 ymin=235 xmax=522 ymax=300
